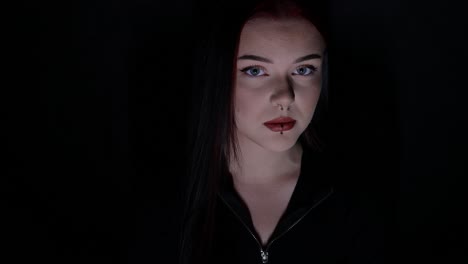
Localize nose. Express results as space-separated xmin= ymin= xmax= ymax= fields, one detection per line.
xmin=271 ymin=77 xmax=295 ymax=110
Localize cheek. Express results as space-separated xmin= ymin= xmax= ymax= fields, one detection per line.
xmin=234 ymin=89 xmax=259 ymax=121
xmin=234 ymin=80 xmax=266 ymax=120
xmin=296 ymin=82 xmax=321 ymax=116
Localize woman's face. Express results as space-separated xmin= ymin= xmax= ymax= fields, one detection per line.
xmin=234 ymin=17 xmax=326 ymax=152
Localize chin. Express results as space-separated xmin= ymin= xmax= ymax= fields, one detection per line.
xmin=260 ymin=133 xmax=300 ymax=152
xmin=237 ymin=126 xmax=303 ymax=153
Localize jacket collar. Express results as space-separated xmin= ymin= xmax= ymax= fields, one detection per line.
xmin=217 ymin=146 xmax=334 ymax=246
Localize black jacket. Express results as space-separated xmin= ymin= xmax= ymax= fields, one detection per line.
xmin=210 ymin=148 xmax=385 ymax=264
xmin=128 ymin=148 xmax=386 ymax=264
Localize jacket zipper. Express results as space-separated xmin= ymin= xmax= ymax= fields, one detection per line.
xmin=218 ymin=195 xmax=267 ymax=262
xmin=218 ymin=187 xmax=334 ymax=264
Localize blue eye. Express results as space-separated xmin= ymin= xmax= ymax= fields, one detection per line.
xmin=241 ymin=66 xmax=267 ymax=77
xmin=293 ymin=65 xmax=317 ymax=76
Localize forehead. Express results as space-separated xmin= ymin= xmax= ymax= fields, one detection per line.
xmin=238 ymin=17 xmax=325 ymax=56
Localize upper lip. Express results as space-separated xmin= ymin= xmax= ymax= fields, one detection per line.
xmin=264 ymin=116 xmax=296 ymax=124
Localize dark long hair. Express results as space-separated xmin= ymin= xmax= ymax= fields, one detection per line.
xmin=179 ymin=1 xmax=330 ymax=263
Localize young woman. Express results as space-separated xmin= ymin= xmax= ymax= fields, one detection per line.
xmin=181 ymin=0 xmax=384 ymax=263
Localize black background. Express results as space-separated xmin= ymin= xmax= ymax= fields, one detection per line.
xmin=7 ymin=0 xmax=467 ymax=263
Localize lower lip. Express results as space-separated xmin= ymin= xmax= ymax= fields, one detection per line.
xmin=264 ymin=121 xmax=296 ymax=132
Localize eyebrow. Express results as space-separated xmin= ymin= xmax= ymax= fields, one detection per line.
xmin=237 ymin=53 xmax=322 ymax=64
xmin=294 ymin=54 xmax=322 ymax=63
xmin=237 ymin=54 xmax=273 ymax=63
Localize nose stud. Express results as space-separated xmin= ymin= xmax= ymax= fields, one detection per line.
xmin=279 ymin=105 xmax=290 ymax=111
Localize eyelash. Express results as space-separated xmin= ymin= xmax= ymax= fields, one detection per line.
xmin=240 ymin=64 xmax=318 ymax=77
xmin=240 ymin=65 xmax=268 ymax=77
xmin=293 ymin=64 xmax=318 ymax=76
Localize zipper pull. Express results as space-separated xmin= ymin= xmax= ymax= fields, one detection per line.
xmin=260 ymin=249 xmax=269 ymax=264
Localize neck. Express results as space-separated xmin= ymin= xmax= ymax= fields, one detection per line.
xmin=229 ymin=136 xmax=303 ymax=186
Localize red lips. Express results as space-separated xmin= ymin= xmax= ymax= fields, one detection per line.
xmin=264 ymin=117 xmax=296 ymax=132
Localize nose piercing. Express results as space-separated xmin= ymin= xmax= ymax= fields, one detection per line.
xmin=278 ymin=104 xmax=290 ymax=111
